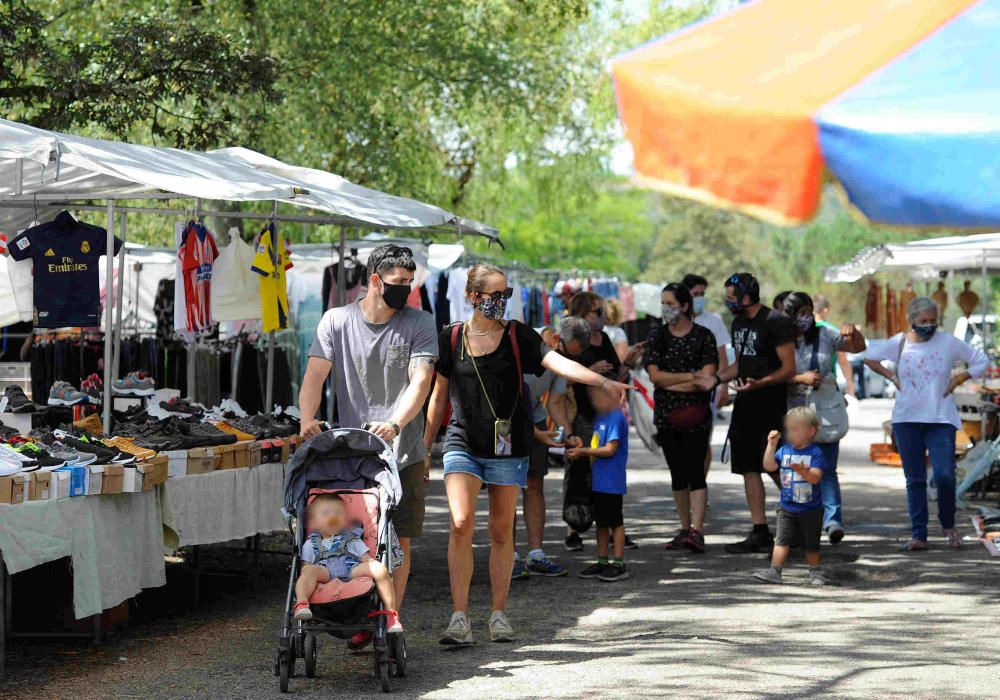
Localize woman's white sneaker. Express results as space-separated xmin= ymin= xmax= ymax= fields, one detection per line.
xmin=439 ymin=611 xmax=473 ymax=646
xmin=488 ymin=610 xmax=515 ymax=643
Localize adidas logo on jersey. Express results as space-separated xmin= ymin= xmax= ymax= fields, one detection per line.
xmin=44 ymin=248 xmax=55 ymax=256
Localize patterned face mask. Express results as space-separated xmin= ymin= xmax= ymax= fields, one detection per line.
xmin=475 ymin=295 xmax=507 ymax=321
xmin=661 ymin=305 xmax=684 ymax=325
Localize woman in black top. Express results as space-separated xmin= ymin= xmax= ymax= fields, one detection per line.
xmin=424 ymin=264 xmax=629 ymax=646
xmin=646 ymin=283 xmax=719 ymax=553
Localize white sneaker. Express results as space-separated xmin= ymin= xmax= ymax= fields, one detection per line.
xmin=439 ymin=611 xmax=473 ymax=646
xmin=0 ymin=452 xmax=22 ymax=475
xmin=488 ymin=610 xmax=515 ymax=643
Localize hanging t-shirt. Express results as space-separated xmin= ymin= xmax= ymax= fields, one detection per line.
xmin=211 ymin=231 xmax=262 ymax=322
xmin=7 ymin=211 xmax=122 ymax=328
xmin=251 ymin=224 xmax=293 ymax=333
xmin=178 ymin=222 xmax=219 ymax=332
xmin=775 ymin=443 xmax=825 ymax=513
xmin=446 ymin=267 xmax=473 ymax=322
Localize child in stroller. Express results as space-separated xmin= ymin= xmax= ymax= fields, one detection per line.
xmin=293 ymin=492 xmax=403 ymax=633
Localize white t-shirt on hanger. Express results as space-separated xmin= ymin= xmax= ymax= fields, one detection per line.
xmin=211 ymin=230 xmax=262 ymax=322
xmin=447 ymin=267 xmax=473 ymax=322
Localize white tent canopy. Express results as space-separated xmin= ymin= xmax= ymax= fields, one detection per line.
xmin=0 ymin=118 xmax=498 ymax=240
xmin=825 ymin=233 xmax=1000 ymax=283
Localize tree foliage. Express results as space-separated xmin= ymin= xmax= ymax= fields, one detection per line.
xmin=0 ymin=1 xmax=279 ymax=148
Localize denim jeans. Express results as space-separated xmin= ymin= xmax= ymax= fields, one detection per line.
xmin=892 ymin=422 xmax=957 ymax=541
xmin=817 ymin=442 xmax=841 ymax=529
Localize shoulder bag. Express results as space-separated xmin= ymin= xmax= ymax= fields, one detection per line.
xmin=805 ymin=339 xmax=849 ymax=443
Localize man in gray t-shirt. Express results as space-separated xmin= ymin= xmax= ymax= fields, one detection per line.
xmin=299 ymin=244 xmax=436 ymax=632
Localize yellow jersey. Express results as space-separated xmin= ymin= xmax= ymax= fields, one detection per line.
xmin=250 ymin=224 xmax=293 ymax=332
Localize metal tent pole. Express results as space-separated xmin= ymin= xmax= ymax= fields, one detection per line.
xmin=101 ymin=201 xmax=116 ymax=432
xmin=983 ymin=251 xmax=990 ymax=350
xmin=111 ymin=213 xmax=127 ymax=391
xmin=336 ymin=225 xmax=347 ymax=307
xmin=265 ymin=201 xmax=278 ymax=415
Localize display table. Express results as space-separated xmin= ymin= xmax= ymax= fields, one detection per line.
xmin=0 ymin=491 xmax=165 ymax=620
xmin=160 ymin=462 xmax=287 ymax=549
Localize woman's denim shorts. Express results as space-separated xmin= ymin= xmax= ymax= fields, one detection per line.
xmin=442 ymin=451 xmax=529 ymax=488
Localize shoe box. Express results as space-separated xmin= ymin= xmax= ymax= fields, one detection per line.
xmin=0 ymin=472 xmax=29 ymax=504
xmin=54 ymin=465 xmax=87 ymax=498
xmin=101 ymin=465 xmax=124 ymax=494
xmin=217 ymin=441 xmax=256 ymax=470
xmin=122 ymin=455 xmax=168 ymax=492
xmin=28 ymin=471 xmax=51 ymax=501
xmin=183 ymin=447 xmax=217 ymax=475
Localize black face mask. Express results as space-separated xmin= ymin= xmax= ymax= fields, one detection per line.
xmin=379 ymin=276 xmax=411 ymax=311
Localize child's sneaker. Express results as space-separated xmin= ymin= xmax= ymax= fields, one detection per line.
xmin=808 ymin=567 xmax=830 ymax=586
xmin=113 ymin=371 xmax=156 ymax=397
xmin=526 ymin=553 xmax=567 ymax=577
xmin=292 ymin=601 xmax=313 ymax=621
xmin=47 ymin=381 xmax=88 ymax=406
xmin=599 ymin=562 xmax=630 ymax=582
xmin=751 ymin=566 xmax=783 ymax=584
xmin=577 ymin=562 xmax=606 ymax=579
xmin=385 ymin=609 xmax=403 ymax=633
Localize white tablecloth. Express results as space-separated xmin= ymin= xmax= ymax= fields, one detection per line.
xmin=0 ymin=491 xmax=165 ymax=619
xmin=160 ymin=463 xmax=287 ymax=549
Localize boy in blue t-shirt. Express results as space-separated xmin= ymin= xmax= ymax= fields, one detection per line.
xmin=568 ymin=381 xmax=630 ymax=582
xmin=752 ymin=406 xmax=828 ymax=586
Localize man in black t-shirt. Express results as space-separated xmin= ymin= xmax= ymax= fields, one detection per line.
xmin=712 ymin=273 xmax=796 ymax=554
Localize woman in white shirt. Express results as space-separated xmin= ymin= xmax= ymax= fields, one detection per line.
xmin=864 ymin=297 xmax=989 ymax=550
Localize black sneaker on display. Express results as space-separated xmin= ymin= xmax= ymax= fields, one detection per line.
xmin=48 ymin=433 xmax=117 ymax=465
xmin=564 ymin=532 xmax=584 ymax=552
xmin=2 ymin=385 xmax=37 ymax=413
xmin=159 ymin=397 xmax=203 ymax=416
xmin=184 ymin=420 xmax=237 ymax=446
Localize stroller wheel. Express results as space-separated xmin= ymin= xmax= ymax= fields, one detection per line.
xmin=390 ymin=634 xmax=408 ymax=678
xmin=304 ymin=634 xmax=317 ymax=678
xmin=373 ymin=644 xmax=391 ymax=693
xmin=279 ymin=658 xmax=291 ymax=693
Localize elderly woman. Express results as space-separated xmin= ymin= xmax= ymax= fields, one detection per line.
xmin=782 ymin=292 xmax=865 ymax=544
xmin=864 ymin=297 xmax=989 ymax=550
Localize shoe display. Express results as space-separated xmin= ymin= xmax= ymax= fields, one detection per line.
xmin=511 ymin=559 xmax=530 ymax=580
xmin=159 ymin=397 xmax=204 ymax=416
xmin=0 ymin=443 xmax=39 ymax=470
xmin=439 ymin=611 xmax=474 ymax=646
xmin=72 ymin=412 xmax=105 ymax=436
xmin=526 ymin=555 xmax=567 ymax=577
xmin=0 ymin=453 xmax=21 ymax=476
xmin=212 ymin=421 xmax=256 ymax=442
xmin=80 ymin=374 xmax=104 ymax=404
xmin=564 ymin=532 xmax=584 ymax=552
xmin=112 ymin=371 xmax=156 ymax=397
xmin=8 ymin=439 xmax=65 ymax=469
xmin=48 ymin=381 xmax=88 ymax=406
xmin=47 ymin=432 xmax=117 ymax=464
xmin=624 ymin=535 xmax=639 ymax=550
xmin=45 ymin=441 xmax=94 ymax=466
xmin=665 ymin=529 xmax=690 ymax=550
xmin=598 ymin=563 xmax=630 ymax=582
xmin=488 ymin=610 xmax=515 ymax=642
xmin=2 ymin=385 xmax=37 ymax=413
xmin=683 ymin=529 xmax=706 ymax=554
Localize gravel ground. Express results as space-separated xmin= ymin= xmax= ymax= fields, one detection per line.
xmin=4 ymin=399 xmax=1000 ymax=699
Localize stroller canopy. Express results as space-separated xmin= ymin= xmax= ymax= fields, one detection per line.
xmin=283 ymin=429 xmax=402 ymax=516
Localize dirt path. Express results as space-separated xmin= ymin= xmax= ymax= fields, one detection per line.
xmin=4 ymin=399 xmax=999 ymax=699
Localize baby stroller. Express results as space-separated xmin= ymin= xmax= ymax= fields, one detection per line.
xmin=276 ymin=428 xmax=405 ymax=693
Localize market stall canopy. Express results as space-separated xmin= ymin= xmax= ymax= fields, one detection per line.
xmin=825 ymin=232 xmax=1000 ymax=283
xmin=610 ymin=0 xmax=1000 ymax=228
xmin=0 ymin=118 xmax=499 ymax=241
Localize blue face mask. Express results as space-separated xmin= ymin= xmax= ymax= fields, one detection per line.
xmin=692 ymin=297 xmax=707 ymax=315
xmin=912 ymin=323 xmax=937 ymax=341
xmin=725 ymin=299 xmax=744 ymax=315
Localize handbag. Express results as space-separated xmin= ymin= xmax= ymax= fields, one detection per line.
xmin=665 ymin=401 xmax=711 ymax=430
xmin=805 ymin=340 xmax=849 ymax=443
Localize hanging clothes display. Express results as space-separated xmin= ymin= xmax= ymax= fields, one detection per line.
xmin=321 ymin=259 xmax=364 ymax=311
xmin=446 ymin=267 xmax=473 ymax=322
xmin=433 ymin=271 xmax=451 ymax=329
xmin=178 ymin=220 xmax=220 ymax=332
xmin=7 ymin=211 xmax=123 ymax=328
xmin=619 ymin=284 xmax=637 ymax=322
xmin=211 ymin=229 xmax=262 ymax=323
xmin=154 ymin=278 xmax=175 ymax=342
xmin=251 ymin=223 xmax=293 ymax=333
